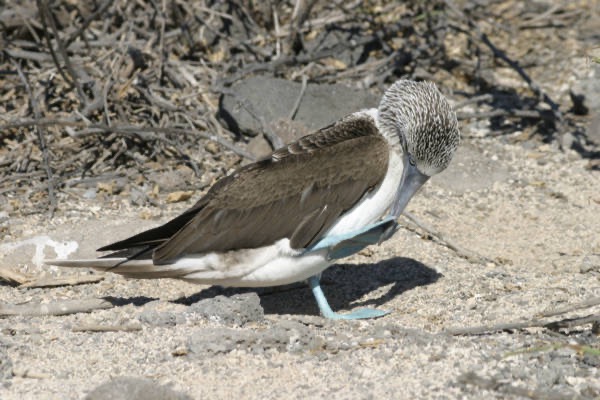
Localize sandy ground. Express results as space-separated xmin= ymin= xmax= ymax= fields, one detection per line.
xmin=1 ymin=134 xmax=599 ymax=399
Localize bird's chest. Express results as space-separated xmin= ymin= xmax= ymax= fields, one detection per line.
xmin=325 ymin=150 xmax=403 ymax=236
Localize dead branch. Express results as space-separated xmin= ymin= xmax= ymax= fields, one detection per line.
xmin=19 ymin=274 xmax=104 ymax=289
xmin=457 ymin=109 xmax=553 ymax=121
xmin=12 ymin=367 xmax=53 ymax=380
xmin=64 ymin=0 xmax=114 ymax=46
xmin=458 ymin=372 xmax=587 ymax=400
xmin=452 ymin=94 xmax=493 ymax=110
xmin=4 ymin=48 xmax=53 ymax=63
xmin=37 ymin=0 xmax=87 ymax=105
xmin=444 ymin=0 xmax=563 ymax=127
xmin=219 ymin=32 xmax=382 ymax=86
xmin=0 ymin=267 xmax=31 ymax=286
xmin=13 ymin=60 xmax=57 ymax=216
xmin=288 ymin=75 xmax=308 ymax=120
xmin=72 ymin=323 xmax=142 ymax=332
xmin=544 ymin=314 xmax=600 ymax=331
xmin=539 ymin=297 xmax=600 ymax=318
xmin=0 ymin=298 xmax=114 ymax=317
xmin=0 ymin=118 xmax=255 ymax=160
xmin=447 ymin=313 xmax=600 ymax=336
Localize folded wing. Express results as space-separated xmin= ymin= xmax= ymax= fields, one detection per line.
xmin=99 ymin=114 xmax=389 ymax=264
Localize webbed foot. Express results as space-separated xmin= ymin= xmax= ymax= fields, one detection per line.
xmin=309 ymin=275 xmax=388 ymax=320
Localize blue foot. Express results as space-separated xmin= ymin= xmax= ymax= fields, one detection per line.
xmin=309 ymin=275 xmax=389 ymax=320
xmin=327 ymin=307 xmax=390 ymax=320
xmin=307 ymin=216 xmax=399 ymax=260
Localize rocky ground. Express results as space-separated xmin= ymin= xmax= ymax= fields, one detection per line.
xmin=2 ymin=125 xmax=600 ymax=399
xmin=1 ymin=1 xmax=600 ymax=399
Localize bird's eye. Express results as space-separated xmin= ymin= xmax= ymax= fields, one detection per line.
xmin=408 ymin=154 xmax=416 ymax=166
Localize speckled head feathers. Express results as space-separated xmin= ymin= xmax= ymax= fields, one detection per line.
xmin=377 ymin=80 xmax=460 ymax=177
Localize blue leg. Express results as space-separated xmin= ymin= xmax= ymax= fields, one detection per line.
xmin=309 ymin=275 xmax=389 ymax=320
xmin=328 ymin=217 xmax=398 ymax=260
xmin=307 ymin=215 xmax=399 ymax=260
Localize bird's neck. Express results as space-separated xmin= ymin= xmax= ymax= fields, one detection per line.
xmin=362 ymin=108 xmax=402 ymax=154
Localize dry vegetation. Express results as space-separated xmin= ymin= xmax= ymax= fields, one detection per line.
xmin=1 ymin=2 xmax=600 ymax=398
xmin=1 ymin=0 xmax=597 ymax=217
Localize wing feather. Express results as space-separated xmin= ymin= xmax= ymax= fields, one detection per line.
xmin=99 ymin=113 xmax=389 ymax=264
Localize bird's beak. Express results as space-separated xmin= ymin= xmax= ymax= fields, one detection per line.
xmin=390 ymin=153 xmax=430 ymax=218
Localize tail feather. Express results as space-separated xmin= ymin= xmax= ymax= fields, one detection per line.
xmin=44 ymin=258 xmax=194 ymax=279
xmin=46 ymin=258 xmax=127 ymax=270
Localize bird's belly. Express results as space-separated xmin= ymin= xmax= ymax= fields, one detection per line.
xmin=232 ymin=250 xmax=330 ymax=287
xmin=179 ymin=240 xmax=330 ymax=288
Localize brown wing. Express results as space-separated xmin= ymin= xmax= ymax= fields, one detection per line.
xmin=99 ymin=114 xmax=389 ymax=264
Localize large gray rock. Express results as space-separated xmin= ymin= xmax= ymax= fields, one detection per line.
xmin=188 ymin=293 xmax=264 ymax=326
xmin=219 ymin=76 xmax=379 ymax=138
xmin=431 ymin=142 xmax=512 ymax=193
xmin=85 ymin=377 xmax=192 ymax=400
xmin=187 ymin=320 xmax=326 ymax=355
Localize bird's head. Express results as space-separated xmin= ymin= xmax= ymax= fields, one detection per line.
xmin=377 ymin=80 xmax=460 ymax=217
xmin=378 ymin=80 xmax=460 ymax=176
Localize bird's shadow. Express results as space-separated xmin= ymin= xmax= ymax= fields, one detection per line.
xmin=173 ymin=256 xmax=441 ymax=316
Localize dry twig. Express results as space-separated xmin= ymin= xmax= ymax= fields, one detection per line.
xmin=0 ymin=267 xmax=31 ymax=286
xmin=13 ymin=61 xmax=57 ymax=216
xmin=72 ymin=323 xmax=142 ymax=332
xmin=447 ymin=313 xmax=600 ymax=336
xmin=19 ymin=274 xmax=104 ymax=289
xmin=37 ymin=0 xmax=87 ymax=105
xmin=458 ymin=372 xmax=588 ymax=400
xmin=0 ymin=298 xmax=114 ymax=317
xmin=0 ymin=118 xmax=255 ymax=160
xmin=12 ymin=367 xmax=53 ymax=380
xmin=539 ymin=297 xmax=600 ymax=318
xmin=444 ymin=0 xmax=563 ymax=128
xmin=288 ymin=74 xmax=308 ymax=121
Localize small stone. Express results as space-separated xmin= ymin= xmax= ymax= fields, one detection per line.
xmin=138 ymin=310 xmax=184 ymax=327
xmin=85 ymin=377 xmax=192 ymax=400
xmin=0 ymin=345 xmax=12 ymax=387
xmin=165 ymin=191 xmax=193 ymax=204
xmin=205 ymin=141 xmax=219 ymax=155
xmin=247 ymin=135 xmax=272 ymax=160
xmin=83 ymin=188 xmax=97 ymax=199
xmin=580 ymin=255 xmax=600 ymax=274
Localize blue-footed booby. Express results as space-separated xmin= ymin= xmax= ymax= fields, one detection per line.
xmin=47 ymin=80 xmax=460 ymax=320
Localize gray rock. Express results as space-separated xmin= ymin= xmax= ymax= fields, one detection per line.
xmin=85 ymin=377 xmax=193 ymax=400
xmin=580 ymin=254 xmax=600 ymax=274
xmin=146 ymin=167 xmax=195 ymax=192
xmin=219 ymin=76 xmax=379 ymax=138
xmin=187 ymin=320 xmax=326 ymax=356
xmin=301 ymin=29 xmax=367 ymax=68
xmin=187 ymin=328 xmax=248 ymax=355
xmin=138 ymin=310 xmax=184 ymax=327
xmin=0 ymin=345 xmax=12 ymax=386
xmin=431 ymin=142 xmax=511 ymax=193
xmin=571 ymin=69 xmax=600 ymax=112
xmin=588 ymin=113 xmax=600 ymax=146
xmin=571 ymin=65 xmax=600 ymax=145
xmin=188 ymin=293 xmax=264 ymax=326
xmin=244 ymin=119 xmax=313 ymax=159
